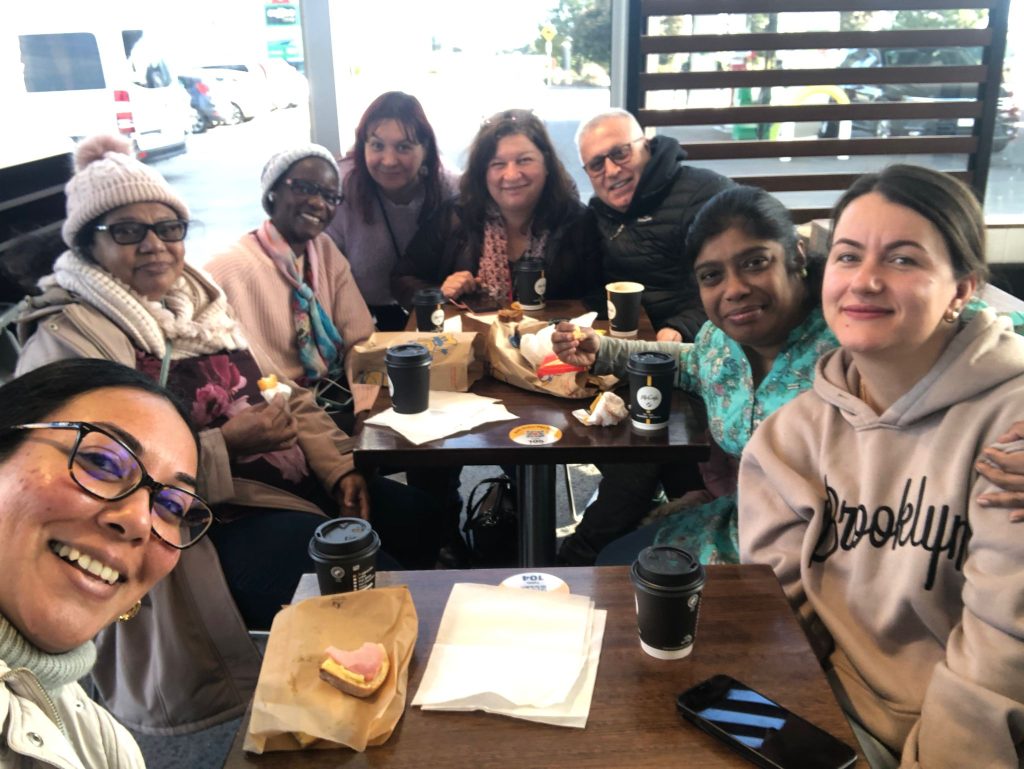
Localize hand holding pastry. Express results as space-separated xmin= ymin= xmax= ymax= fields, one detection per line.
xmin=551 ymin=321 xmax=599 ymax=369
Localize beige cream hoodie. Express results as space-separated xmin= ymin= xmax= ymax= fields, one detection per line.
xmin=740 ymin=309 xmax=1024 ymax=768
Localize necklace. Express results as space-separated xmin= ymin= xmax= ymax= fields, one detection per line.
xmin=858 ymin=378 xmax=878 ymax=412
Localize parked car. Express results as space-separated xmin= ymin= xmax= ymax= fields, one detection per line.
xmin=10 ymin=10 xmax=188 ymax=162
xmin=821 ymin=47 xmax=1019 ymax=152
xmin=200 ymin=60 xmax=308 ymax=111
xmin=181 ymin=67 xmax=273 ymax=128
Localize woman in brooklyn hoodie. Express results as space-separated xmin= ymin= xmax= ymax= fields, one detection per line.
xmin=739 ymin=165 xmax=1024 ymax=769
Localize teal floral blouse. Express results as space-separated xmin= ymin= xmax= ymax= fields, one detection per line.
xmin=677 ymin=307 xmax=835 ymax=458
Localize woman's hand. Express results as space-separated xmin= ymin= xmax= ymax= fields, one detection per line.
xmin=220 ymin=397 xmax=298 ymax=455
xmin=976 ymin=421 xmax=1024 ymax=522
xmin=335 ymin=472 xmax=370 ymax=520
xmin=441 ymin=271 xmax=478 ymax=300
xmin=656 ymin=327 xmax=683 ymax=343
xmin=551 ymin=321 xmax=600 ymax=369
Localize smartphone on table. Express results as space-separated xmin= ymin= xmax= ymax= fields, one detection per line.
xmin=676 ymin=674 xmax=858 ymax=769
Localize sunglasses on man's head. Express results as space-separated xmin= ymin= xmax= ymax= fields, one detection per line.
xmin=283 ymin=177 xmax=343 ymax=206
xmin=94 ymin=219 xmax=189 ymax=245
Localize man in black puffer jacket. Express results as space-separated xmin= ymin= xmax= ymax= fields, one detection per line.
xmin=558 ymin=109 xmax=733 ymax=566
xmin=578 ymin=109 xmax=733 ymax=341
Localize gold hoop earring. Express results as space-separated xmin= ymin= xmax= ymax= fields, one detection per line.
xmin=943 ymin=308 xmax=961 ymax=324
xmin=118 ymin=601 xmax=141 ymax=622
xmin=799 ymin=267 xmax=808 ymax=279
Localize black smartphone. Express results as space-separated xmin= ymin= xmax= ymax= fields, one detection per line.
xmin=460 ymin=292 xmax=500 ymax=314
xmin=677 ymin=675 xmax=858 ymax=769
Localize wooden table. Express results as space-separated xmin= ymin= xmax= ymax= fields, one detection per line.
xmin=356 ymin=300 xmax=709 ymax=565
xmin=223 ymin=566 xmax=858 ymax=768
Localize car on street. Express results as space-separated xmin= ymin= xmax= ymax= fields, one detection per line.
xmin=199 ymin=60 xmax=308 ymax=111
xmin=821 ymin=47 xmax=1019 ymax=152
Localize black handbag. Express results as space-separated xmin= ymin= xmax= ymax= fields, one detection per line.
xmin=462 ymin=475 xmax=518 ymax=567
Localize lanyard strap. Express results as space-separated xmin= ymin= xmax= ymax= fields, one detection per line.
xmin=374 ymin=188 xmax=404 ymax=261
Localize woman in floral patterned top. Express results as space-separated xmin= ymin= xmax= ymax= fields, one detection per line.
xmin=553 ymin=185 xmax=1023 ymax=564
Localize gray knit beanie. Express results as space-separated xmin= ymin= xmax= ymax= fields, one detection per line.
xmin=260 ymin=143 xmax=340 ymax=214
xmin=62 ymin=135 xmax=190 ymax=248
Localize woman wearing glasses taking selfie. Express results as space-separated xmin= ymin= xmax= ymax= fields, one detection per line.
xmin=392 ymin=109 xmax=603 ymax=310
xmin=0 ymin=358 xmax=209 ymax=767
xmin=15 ymin=136 xmax=438 ymax=732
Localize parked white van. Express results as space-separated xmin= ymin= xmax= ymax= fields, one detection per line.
xmin=8 ymin=7 xmax=189 ymax=163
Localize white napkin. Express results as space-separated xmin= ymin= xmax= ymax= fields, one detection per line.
xmin=412 ymin=583 xmax=607 ymax=728
xmin=364 ymin=391 xmax=516 ymax=445
xmin=443 ymin=315 xmax=463 ymax=333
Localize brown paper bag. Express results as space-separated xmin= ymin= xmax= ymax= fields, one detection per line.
xmin=243 ymin=587 xmax=418 ymax=753
xmin=349 ymin=331 xmax=483 ymax=392
xmin=486 ymin=319 xmax=617 ymax=399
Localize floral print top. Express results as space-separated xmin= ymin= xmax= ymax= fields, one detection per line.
xmin=136 ymin=348 xmax=328 ymax=511
xmin=678 ymin=308 xmax=835 ymax=458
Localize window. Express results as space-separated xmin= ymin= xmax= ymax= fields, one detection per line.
xmin=19 ymin=33 xmax=105 ymax=92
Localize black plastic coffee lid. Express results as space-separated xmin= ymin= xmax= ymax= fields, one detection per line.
xmin=385 ymin=342 xmax=432 ymax=367
xmin=413 ymin=287 xmax=445 ymax=305
xmin=312 ymin=517 xmax=375 ymax=556
xmin=626 ymin=351 xmax=677 ymax=375
xmin=514 ymin=257 xmax=545 ymax=272
xmin=635 ymin=545 xmax=704 ymax=588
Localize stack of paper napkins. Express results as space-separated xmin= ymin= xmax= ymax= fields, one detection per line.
xmin=411 ymin=583 xmax=606 ymax=728
xmin=364 ymin=391 xmax=516 ymax=445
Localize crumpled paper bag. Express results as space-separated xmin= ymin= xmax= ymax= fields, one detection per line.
xmin=486 ymin=316 xmax=617 ymax=399
xmin=244 ymin=587 xmax=418 ymax=753
xmin=349 ymin=331 xmax=484 ymax=392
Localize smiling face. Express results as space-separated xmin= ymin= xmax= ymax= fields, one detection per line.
xmin=823 ymin=191 xmax=976 ymax=370
xmin=694 ymin=226 xmax=809 ymax=360
xmin=90 ymin=202 xmax=185 ymax=300
xmin=578 ymin=115 xmax=650 ymax=213
xmin=269 ymin=157 xmax=340 ymax=251
xmin=485 ymin=134 xmax=548 ymax=220
xmin=0 ymin=388 xmax=196 ymax=652
xmin=365 ymin=119 xmax=427 ymax=202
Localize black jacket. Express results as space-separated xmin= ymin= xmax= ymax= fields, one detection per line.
xmin=589 ymin=135 xmax=733 ymax=340
xmin=392 ymin=198 xmax=604 ymax=311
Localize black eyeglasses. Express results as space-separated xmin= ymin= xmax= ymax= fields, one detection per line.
xmin=94 ymin=219 xmax=189 ymax=245
xmin=9 ymin=421 xmax=213 ymax=550
xmin=582 ymin=138 xmax=646 ymax=178
xmin=283 ymin=177 xmax=343 ymax=206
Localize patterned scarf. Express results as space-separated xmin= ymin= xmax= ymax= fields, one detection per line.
xmin=476 ymin=206 xmax=549 ymax=303
xmin=43 ymin=250 xmax=247 ymax=359
xmin=254 ymin=220 xmax=344 ymax=384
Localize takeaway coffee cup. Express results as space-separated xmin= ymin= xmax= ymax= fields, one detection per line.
xmin=413 ymin=287 xmax=446 ymax=332
xmin=626 ymin=350 xmax=676 ymax=431
xmin=630 ymin=545 xmax=705 ymax=659
xmin=385 ymin=342 xmax=431 ymax=414
xmin=513 ymin=257 xmax=547 ymax=310
xmin=309 ymin=517 xmax=381 ymax=594
xmin=606 ymin=281 xmax=644 ymax=337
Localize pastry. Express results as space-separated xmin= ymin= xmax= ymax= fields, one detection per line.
xmin=257 ymin=374 xmax=292 ymax=403
xmin=498 ymin=302 xmax=524 ymax=323
xmin=319 ymin=642 xmax=389 ymax=698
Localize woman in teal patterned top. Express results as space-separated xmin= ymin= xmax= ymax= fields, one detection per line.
xmin=553 ymin=185 xmax=1023 ymax=564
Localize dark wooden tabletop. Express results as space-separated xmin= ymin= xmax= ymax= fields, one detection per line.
xmin=223 ymin=566 xmax=858 ymax=768
xmin=354 ymin=299 xmax=709 ymax=469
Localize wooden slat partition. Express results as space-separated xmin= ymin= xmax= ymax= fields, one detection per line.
xmin=625 ymin=0 xmax=1011 ymax=219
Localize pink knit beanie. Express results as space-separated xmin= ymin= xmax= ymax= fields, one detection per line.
xmin=62 ymin=135 xmax=190 ymax=248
